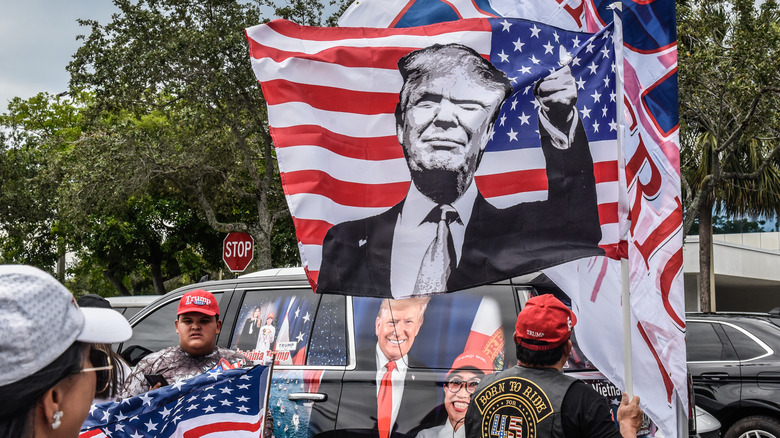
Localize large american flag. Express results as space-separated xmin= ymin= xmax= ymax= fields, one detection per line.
xmin=79 ymin=366 xmax=270 ymax=438
xmin=246 ymin=18 xmax=620 ymax=286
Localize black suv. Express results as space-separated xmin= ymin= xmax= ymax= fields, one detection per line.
xmin=687 ymin=312 xmax=780 ymax=438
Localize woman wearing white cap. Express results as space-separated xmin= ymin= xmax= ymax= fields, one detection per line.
xmin=0 ymin=265 xmax=132 ymax=438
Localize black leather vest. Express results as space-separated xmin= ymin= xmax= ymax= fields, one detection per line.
xmin=464 ymin=366 xmax=577 ymax=438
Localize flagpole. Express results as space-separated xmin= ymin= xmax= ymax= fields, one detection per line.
xmin=611 ymin=1 xmax=634 ymax=400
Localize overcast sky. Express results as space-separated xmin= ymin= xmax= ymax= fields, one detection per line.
xmin=0 ymin=0 xmax=119 ymax=112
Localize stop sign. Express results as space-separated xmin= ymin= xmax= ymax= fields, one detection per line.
xmin=223 ymin=232 xmax=254 ymax=272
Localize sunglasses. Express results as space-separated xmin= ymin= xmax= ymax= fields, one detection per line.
xmin=80 ymin=347 xmax=114 ymax=395
xmin=445 ymin=377 xmax=481 ymax=394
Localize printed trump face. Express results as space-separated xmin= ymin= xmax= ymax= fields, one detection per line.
xmin=375 ymin=298 xmax=428 ymax=362
xmin=397 ymin=61 xmax=507 ymax=204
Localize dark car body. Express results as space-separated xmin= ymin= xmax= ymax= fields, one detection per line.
xmin=687 ymin=312 xmax=780 ymax=438
xmin=118 ymin=268 xmax=670 ymax=437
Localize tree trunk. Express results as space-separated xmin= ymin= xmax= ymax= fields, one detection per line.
xmin=104 ymin=268 xmax=131 ymax=296
xmin=698 ymin=198 xmax=715 ymax=312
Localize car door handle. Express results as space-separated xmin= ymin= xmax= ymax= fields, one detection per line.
xmin=288 ymin=392 xmax=327 ymax=402
xmin=700 ymin=372 xmax=729 ymax=381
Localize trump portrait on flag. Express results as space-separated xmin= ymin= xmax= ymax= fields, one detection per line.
xmin=317 ymin=43 xmax=604 ymax=298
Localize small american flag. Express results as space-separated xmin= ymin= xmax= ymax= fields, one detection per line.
xmin=246 ymin=17 xmax=621 ymax=288
xmin=79 ymin=366 xmax=270 ymax=438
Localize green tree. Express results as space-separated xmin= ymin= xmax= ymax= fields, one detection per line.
xmin=679 ymin=0 xmax=780 ymax=311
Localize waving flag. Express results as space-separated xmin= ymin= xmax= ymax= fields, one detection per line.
xmin=79 ymin=366 xmax=270 ymax=438
xmin=246 ymin=18 xmax=620 ymax=289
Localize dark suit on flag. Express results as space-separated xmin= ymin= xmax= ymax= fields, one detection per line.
xmin=318 ymin=121 xmax=604 ymax=297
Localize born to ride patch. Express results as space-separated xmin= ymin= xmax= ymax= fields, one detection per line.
xmin=472 ymin=377 xmax=554 ymax=438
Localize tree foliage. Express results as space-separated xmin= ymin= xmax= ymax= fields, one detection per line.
xmin=679 ymin=0 xmax=780 ymax=310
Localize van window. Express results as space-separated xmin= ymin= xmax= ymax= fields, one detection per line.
xmin=229 ymin=289 xmax=318 ymax=366
xmin=307 ymin=294 xmax=347 ymax=366
xmin=352 ymin=286 xmax=515 ymax=371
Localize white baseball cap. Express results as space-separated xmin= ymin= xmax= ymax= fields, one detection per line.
xmin=0 ymin=265 xmax=132 ymax=386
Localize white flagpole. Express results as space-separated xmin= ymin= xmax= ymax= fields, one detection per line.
xmin=611 ymin=1 xmax=633 ymax=399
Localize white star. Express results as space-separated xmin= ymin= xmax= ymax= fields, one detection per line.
xmin=530 ymin=24 xmax=541 ymax=38
xmin=501 ymin=19 xmax=512 ymax=32
xmin=499 ymin=114 xmax=507 ymax=126
xmin=296 ymin=332 xmax=305 ymax=342
xmin=572 ymin=35 xmax=581 ymax=47
xmin=144 ymin=419 xmax=158 ymax=432
xmin=510 ymin=98 xmax=518 ymax=110
xmin=498 ymin=50 xmax=509 ymax=63
xmin=237 ymin=395 xmax=250 ymax=402
xmin=603 ymin=76 xmax=611 ymax=88
xmin=529 ymin=55 xmax=540 ymax=65
xmin=220 ymin=399 xmax=234 ymax=406
xmin=220 ymin=387 xmax=234 ymax=394
xmin=576 ymin=77 xmax=586 ymax=90
xmin=602 ymin=105 xmax=609 ymax=117
xmin=609 ymin=119 xmax=617 ymax=131
xmin=518 ymin=112 xmax=530 ymax=125
xmin=587 ymin=62 xmax=598 ymax=74
xmin=553 ymin=31 xmax=560 ymax=43
xmin=580 ymin=106 xmax=592 ymax=119
xmin=186 ymin=404 xmax=200 ymax=411
xmin=593 ymin=120 xmax=600 ymax=132
xmin=130 ymin=432 xmax=144 ymax=438
xmin=203 ymin=405 xmax=217 ymax=413
xmin=101 ymin=410 xmax=111 ymax=422
xmin=601 ymin=46 xmax=611 ymax=59
xmin=203 ymin=393 xmax=216 ymax=401
xmin=138 ymin=392 xmax=154 ymax=406
xmin=518 ymin=65 xmax=531 ymax=74
xmin=610 ymin=91 xmax=616 ymax=102
xmin=586 ymin=42 xmax=595 ymax=53
xmin=570 ymin=56 xmax=581 ymax=67
xmin=513 ymin=38 xmax=525 ymax=52
xmin=237 ymin=405 xmax=250 ymax=413
xmin=507 ymin=129 xmax=519 ymax=141
xmin=543 ymin=41 xmax=554 ymax=54
xmin=591 ymin=90 xmax=602 ymax=103
xmin=159 ymin=406 xmax=171 ymax=418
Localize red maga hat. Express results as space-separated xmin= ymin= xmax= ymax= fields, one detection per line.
xmin=177 ymin=289 xmax=220 ymax=316
xmin=514 ymin=294 xmax=577 ymax=351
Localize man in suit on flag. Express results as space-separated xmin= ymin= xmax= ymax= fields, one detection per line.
xmin=319 ymin=43 xmax=603 ymax=298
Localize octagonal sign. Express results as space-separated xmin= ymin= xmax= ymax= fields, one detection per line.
xmin=223 ymin=232 xmax=254 ymax=272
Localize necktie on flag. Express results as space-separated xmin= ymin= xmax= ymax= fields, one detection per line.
xmin=79 ymin=365 xmax=271 ymax=438
xmin=246 ymin=17 xmax=621 ymax=289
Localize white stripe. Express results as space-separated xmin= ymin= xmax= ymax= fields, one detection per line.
xmin=477 ymin=147 xmax=547 ymax=175
xmin=267 ymin=102 xmax=396 ymax=137
xmin=251 ymin=57 xmax=404 ymax=93
xmin=247 ymin=24 xmax=492 ymax=56
xmin=277 ymin=146 xmax=410 ymax=184
xmin=287 ymin=193 xmax=393 ymax=223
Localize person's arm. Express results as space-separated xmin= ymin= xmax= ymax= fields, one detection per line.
xmin=617 ymin=393 xmax=643 ymax=438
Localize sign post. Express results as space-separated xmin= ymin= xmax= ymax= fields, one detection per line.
xmin=223 ymin=232 xmax=254 ymax=272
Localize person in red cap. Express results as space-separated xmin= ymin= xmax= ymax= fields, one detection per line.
xmin=417 ymin=351 xmax=494 ymax=438
xmin=119 ymin=289 xmax=247 ymax=398
xmin=463 ymin=294 xmax=643 ymax=438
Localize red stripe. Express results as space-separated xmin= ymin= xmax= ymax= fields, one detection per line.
xmin=183 ymin=419 xmax=263 ymax=437
xmin=263 ymin=79 xmax=398 ymax=115
xmin=265 ymin=17 xmax=491 ymax=41
xmin=270 ymin=126 xmax=403 ymax=161
xmin=475 ymin=168 xmax=548 ymax=198
xmin=598 ymin=202 xmax=618 ymax=224
xmin=281 ymin=170 xmax=409 ymax=207
xmin=293 ymin=218 xmax=333 ymax=245
xmin=593 ymin=160 xmax=618 ymax=183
